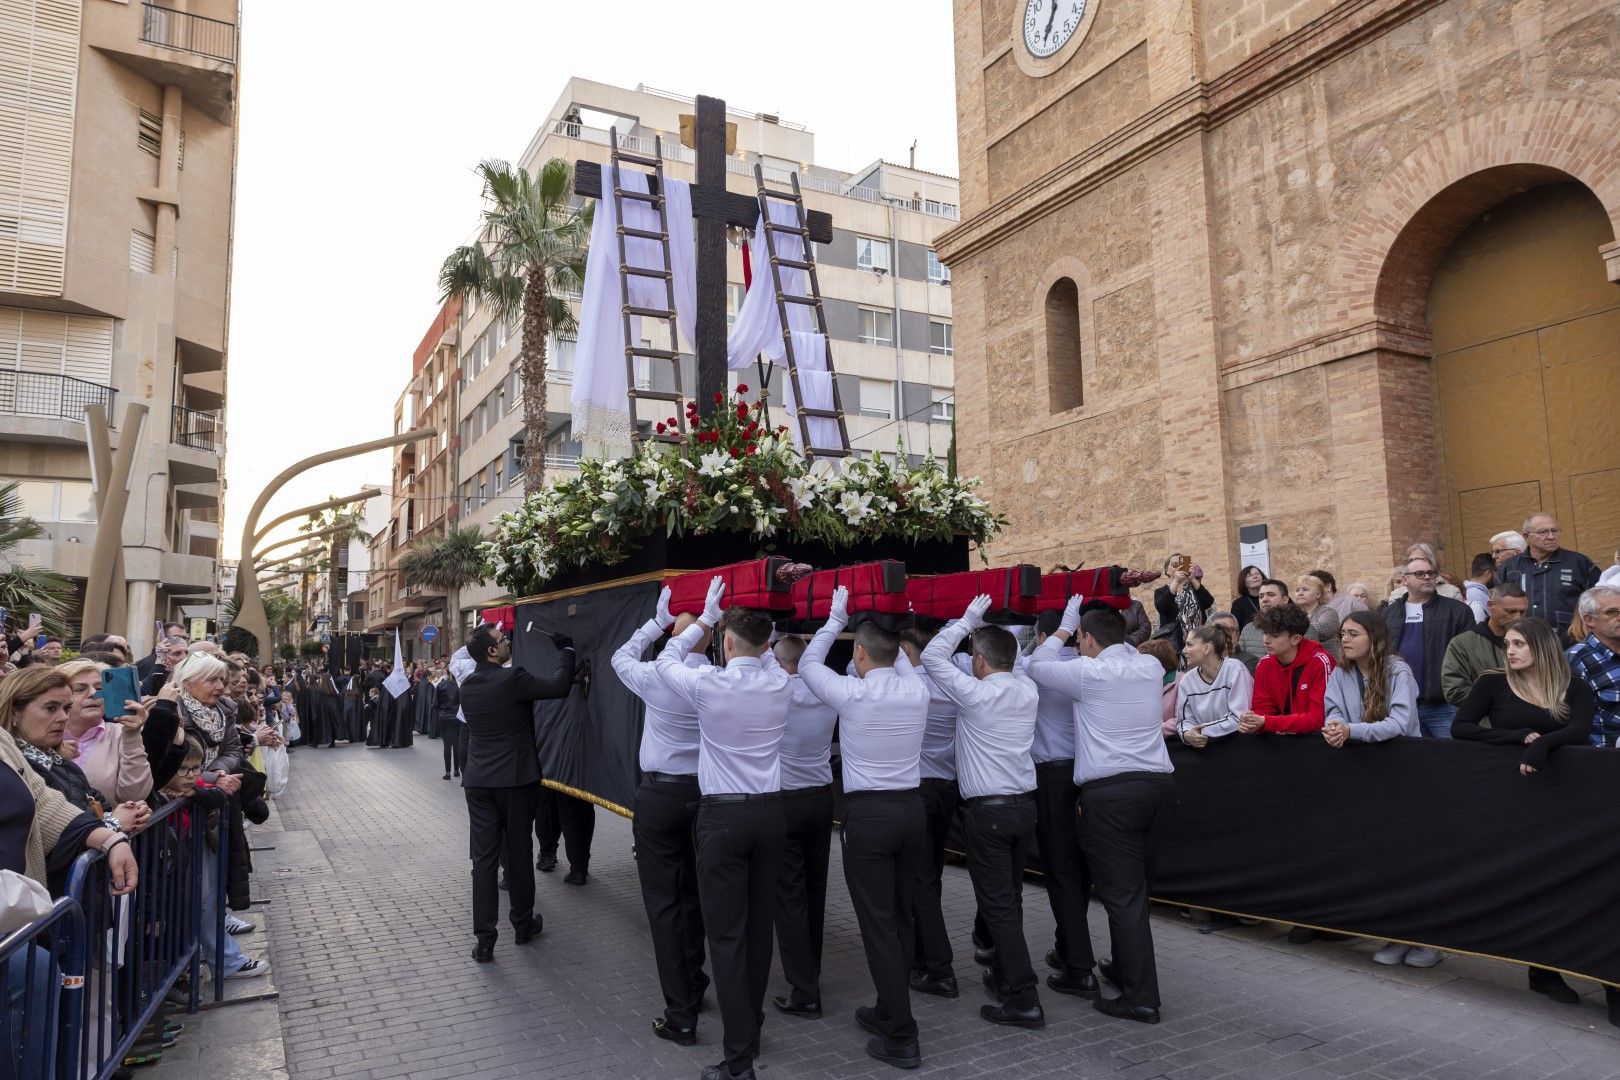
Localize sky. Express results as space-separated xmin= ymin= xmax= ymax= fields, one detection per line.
xmin=224 ymin=0 xmax=960 ymax=559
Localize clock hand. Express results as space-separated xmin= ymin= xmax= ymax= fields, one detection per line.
xmin=1044 ymin=0 xmax=1058 ymax=38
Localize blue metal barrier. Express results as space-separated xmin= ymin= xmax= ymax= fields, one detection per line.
xmin=64 ymin=795 xmax=208 ymax=1080
xmin=0 ymin=898 xmax=83 ymax=1080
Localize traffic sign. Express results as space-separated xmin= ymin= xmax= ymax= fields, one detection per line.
xmin=320 ymin=632 xmax=333 ymax=645
xmin=420 ymin=626 xmax=439 ymax=643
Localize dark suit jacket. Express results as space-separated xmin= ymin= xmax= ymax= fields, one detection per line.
xmin=434 ymin=677 xmax=462 ymax=724
xmin=459 ymin=654 xmax=575 ymax=789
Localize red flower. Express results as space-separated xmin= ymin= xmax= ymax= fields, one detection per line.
xmin=777 ymin=425 xmax=789 ymax=435
xmin=655 ymin=422 xmax=667 ymax=434
xmin=744 ymin=422 xmax=758 ymax=437
xmin=667 ymin=417 xmax=678 ymax=427
xmin=729 ymin=447 xmax=741 ymax=458
xmin=736 ymin=384 xmax=749 ymax=394
xmin=736 ymin=403 xmax=749 ymax=420
xmin=713 ymin=391 xmax=724 ymax=404
xmin=746 ymin=445 xmax=758 ymax=456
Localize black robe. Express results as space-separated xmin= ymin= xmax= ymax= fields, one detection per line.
xmin=341 ymin=677 xmax=368 ymax=743
xmin=290 ymin=673 xmax=313 ymax=747
xmin=310 ymin=675 xmax=344 ymax=747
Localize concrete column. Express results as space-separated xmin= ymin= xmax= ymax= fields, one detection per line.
xmin=127 ymin=581 xmax=157 ymax=657
xmin=154 ymin=85 xmax=182 ymax=276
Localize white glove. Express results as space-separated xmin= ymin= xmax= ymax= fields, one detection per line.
xmin=699 ymin=576 xmax=726 ymax=628
xmin=961 ymin=594 xmax=992 ymax=631
xmin=828 ymin=585 xmax=850 ymax=626
xmin=654 ymin=586 xmax=674 ymax=630
xmin=1059 ymin=594 xmax=1083 ymax=635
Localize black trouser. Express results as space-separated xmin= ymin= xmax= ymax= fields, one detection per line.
xmin=633 ymin=777 xmax=709 ymax=1028
xmin=912 ymin=778 xmax=958 ymax=979
xmin=1077 ymin=772 xmax=1178 ymax=1008
xmin=695 ymin=796 xmax=785 ymax=1075
xmin=466 ymin=783 xmax=539 ymax=944
xmin=441 ymin=721 xmax=467 ymax=775
xmin=774 ymin=783 xmax=833 ymax=1006
xmin=961 ymin=796 xmax=1039 ymax=1009
xmin=536 ymin=784 xmax=595 ymax=870
xmin=1034 ymin=761 xmax=1095 ymax=975
xmin=842 ymin=789 xmax=925 ymax=1043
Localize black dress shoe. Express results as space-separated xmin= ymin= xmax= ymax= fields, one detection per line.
xmin=1046 ymin=971 xmax=1100 ymax=998
xmin=564 ymin=868 xmax=588 ymax=885
xmin=866 ymin=1036 xmax=921 ymax=1070
xmin=1528 ymin=968 xmax=1581 ymax=1004
xmin=1094 ymin=996 xmax=1160 ymax=1024
xmin=472 ymin=942 xmax=494 ymax=963
xmin=537 ymin=852 xmax=558 ymax=872
xmin=442 ymin=773 xmax=450 ymax=780
xmin=514 ymin=917 xmax=543 ymax=944
xmin=700 ymin=1064 xmax=754 ymax=1080
xmin=908 ymin=973 xmax=959 ymax=998
xmin=652 ymin=1017 xmax=696 ymax=1046
xmin=771 ymin=994 xmax=821 ymax=1018
xmin=980 ymin=1002 xmax=1045 ymax=1029
xmin=973 ymin=943 xmax=996 ymax=967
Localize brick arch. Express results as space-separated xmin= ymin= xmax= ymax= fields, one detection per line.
xmin=1031 ymin=256 xmax=1095 ymax=416
xmin=1327 ymin=98 xmax=1620 ymax=330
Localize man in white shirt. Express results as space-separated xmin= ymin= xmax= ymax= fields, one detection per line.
xmin=921 ymin=595 xmax=1045 ymax=1031
xmin=655 ymin=578 xmax=792 ymax=1080
xmin=610 ymin=587 xmax=714 ymax=1048
xmin=1020 ymin=609 xmax=1100 ymax=1000
xmin=899 ymin=626 xmax=962 ymax=998
xmin=765 ymin=633 xmax=838 ymax=1023
xmin=1026 ymin=598 xmax=1177 ymax=1025
xmin=798 ymin=587 xmax=929 ymax=1068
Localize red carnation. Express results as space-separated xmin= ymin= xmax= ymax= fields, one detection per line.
xmin=667 ymin=417 xmax=678 ymax=427
xmin=737 ymin=384 xmax=749 ymax=394
xmin=713 ymin=391 xmax=724 ymax=404
xmin=729 ymin=447 xmax=741 ymax=458
xmin=736 ymin=403 xmax=749 ymax=420
xmin=655 ymin=422 xmax=667 ymax=434
xmin=744 ymin=422 xmax=758 ymax=436
xmin=746 ymin=445 xmax=758 ymax=455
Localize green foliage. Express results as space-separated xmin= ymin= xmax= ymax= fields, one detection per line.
xmin=276 ymin=643 xmax=297 ymax=661
xmin=0 ymin=480 xmax=76 ymax=632
xmin=299 ymin=639 xmax=324 ymax=657
xmin=399 ymin=525 xmax=487 ymax=591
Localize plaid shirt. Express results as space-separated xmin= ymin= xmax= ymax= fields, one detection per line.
xmin=1567 ymin=635 xmax=1620 ymax=747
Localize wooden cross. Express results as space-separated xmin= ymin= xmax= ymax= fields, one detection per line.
xmin=573 ymin=94 xmax=834 ymax=419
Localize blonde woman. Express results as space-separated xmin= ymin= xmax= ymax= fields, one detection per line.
xmin=1293 ymin=575 xmax=1343 ymax=662
xmin=60 ymin=659 xmax=154 ymax=804
xmin=1451 ymin=616 xmax=1594 ymax=1008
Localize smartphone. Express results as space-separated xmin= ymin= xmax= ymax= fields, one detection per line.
xmin=1177 ymin=554 xmax=1193 ymax=575
xmin=35 ymin=634 xmax=47 ymax=649
xmin=97 ymin=667 xmax=140 ymax=719
xmin=26 ymin=613 xmax=41 ymax=633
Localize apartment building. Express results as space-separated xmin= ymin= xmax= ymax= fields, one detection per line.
xmin=363 ymin=300 xmax=461 ymax=653
xmin=0 ymin=0 xmax=238 ymax=654
xmin=454 ymin=79 xmax=961 ymax=619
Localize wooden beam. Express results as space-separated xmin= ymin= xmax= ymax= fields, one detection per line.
xmin=574 ymin=161 xmax=833 ymax=244
xmin=694 ymin=94 xmax=728 ymax=417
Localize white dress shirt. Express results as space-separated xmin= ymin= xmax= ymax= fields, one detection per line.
xmin=920 ymin=620 xmax=1038 ymax=798
xmin=656 ymin=622 xmax=791 ymax=796
xmin=1019 ymin=643 xmax=1078 ymax=763
xmin=911 ymin=664 xmax=959 ymax=781
xmin=448 ymin=645 xmax=476 ymax=721
xmin=1026 ymin=638 xmax=1173 ymax=785
xmin=799 ymin=623 xmax=929 ymax=792
xmin=779 ymin=675 xmax=838 ymax=789
xmin=612 ymin=618 xmax=710 ymax=776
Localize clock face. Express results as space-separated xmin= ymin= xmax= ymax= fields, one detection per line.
xmin=1023 ymin=0 xmax=1088 ymax=59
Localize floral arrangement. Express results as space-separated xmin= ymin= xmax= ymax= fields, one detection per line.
xmin=480 ymin=388 xmax=1003 ymax=595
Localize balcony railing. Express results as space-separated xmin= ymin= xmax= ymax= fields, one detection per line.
xmin=141 ymin=4 xmax=237 ymax=63
xmin=172 ymin=405 xmax=220 ymax=451
xmin=0 ymin=371 xmax=115 ymax=422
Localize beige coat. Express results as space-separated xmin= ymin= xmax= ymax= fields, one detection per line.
xmin=1 ymin=735 xmax=93 ymax=887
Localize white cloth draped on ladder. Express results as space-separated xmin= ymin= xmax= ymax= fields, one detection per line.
xmin=571 ymin=170 xmax=696 ymax=459
xmin=726 ymin=199 xmax=840 ymax=453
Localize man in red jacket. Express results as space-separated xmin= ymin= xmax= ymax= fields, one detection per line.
xmin=1237 ymin=604 xmax=1337 ymax=735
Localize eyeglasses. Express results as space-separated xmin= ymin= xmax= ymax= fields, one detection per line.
xmin=1405 ymin=569 xmax=1437 ymax=579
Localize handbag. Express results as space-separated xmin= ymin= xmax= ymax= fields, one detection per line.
xmin=0 ymin=869 xmax=53 ymax=936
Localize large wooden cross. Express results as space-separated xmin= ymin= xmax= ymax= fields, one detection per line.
xmin=573 ymin=94 xmax=833 ymax=419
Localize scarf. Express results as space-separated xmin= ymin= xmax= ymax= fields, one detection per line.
xmin=179 ymin=688 xmax=227 ymax=768
xmin=1177 ymin=584 xmax=1205 ymax=638
xmin=14 ymin=736 xmax=63 ymax=772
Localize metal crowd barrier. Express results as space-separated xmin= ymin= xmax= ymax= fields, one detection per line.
xmin=0 ymin=898 xmax=82 ymax=1080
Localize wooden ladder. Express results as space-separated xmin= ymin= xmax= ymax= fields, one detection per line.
xmin=752 ymin=164 xmax=851 ymax=459
xmin=609 ymin=127 xmax=686 ymax=448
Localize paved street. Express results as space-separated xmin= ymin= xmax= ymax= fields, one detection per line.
xmin=252 ymin=739 xmax=1620 ymax=1080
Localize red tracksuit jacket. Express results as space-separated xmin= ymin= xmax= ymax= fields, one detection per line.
xmin=1251 ymin=638 xmax=1337 ymax=733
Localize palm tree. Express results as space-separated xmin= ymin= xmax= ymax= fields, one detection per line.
xmin=0 ymin=480 xmax=76 ymax=631
xmin=439 ymin=158 xmax=590 ymax=493
xmin=263 ymin=590 xmax=302 ymax=651
xmin=399 ymin=525 xmax=487 ymax=633
xmin=301 ymin=500 xmax=371 ymax=632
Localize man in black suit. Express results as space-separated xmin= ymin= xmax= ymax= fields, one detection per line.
xmin=460 ymin=623 xmax=576 ymax=962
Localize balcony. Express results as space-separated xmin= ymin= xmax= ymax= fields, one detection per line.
xmin=0 ymin=372 xmax=116 ymax=446
xmin=172 ymin=406 xmax=219 ymax=451
xmin=168 ymin=406 xmax=220 ymax=485
xmin=141 ymin=5 xmax=236 ymax=62
xmin=87 ymin=2 xmax=237 ymax=123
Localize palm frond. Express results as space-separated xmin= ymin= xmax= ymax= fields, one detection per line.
xmin=399 ymin=525 xmax=488 ymax=590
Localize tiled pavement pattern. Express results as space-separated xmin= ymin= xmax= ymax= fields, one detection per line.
xmin=243 ymin=741 xmax=1618 ymax=1080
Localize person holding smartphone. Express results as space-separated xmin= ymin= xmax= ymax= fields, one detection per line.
xmin=61 ymin=660 xmax=155 ymax=804
xmin=1153 ymin=554 xmax=1214 ymax=656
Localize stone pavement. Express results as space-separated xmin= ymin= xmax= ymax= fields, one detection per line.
xmin=214 ymin=741 xmax=1620 ymax=1079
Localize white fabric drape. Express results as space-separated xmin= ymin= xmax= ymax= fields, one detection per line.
xmin=383 ymin=630 xmax=409 ymax=698
xmin=726 ymin=201 xmax=840 ymax=453
xmin=572 ymin=170 xmax=697 ymax=458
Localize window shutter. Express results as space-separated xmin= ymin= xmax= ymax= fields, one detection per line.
xmin=0 ymin=0 xmax=80 ymax=295
xmin=130 ymin=229 xmax=155 ymax=272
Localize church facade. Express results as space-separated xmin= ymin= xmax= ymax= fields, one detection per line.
xmin=937 ymin=0 xmax=1620 ymax=597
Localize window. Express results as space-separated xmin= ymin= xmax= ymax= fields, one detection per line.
xmin=856 ymin=236 xmax=891 ymax=274
xmin=858 ymin=308 xmax=894 ymax=346
xmin=549 ymin=336 xmax=576 ymax=379
xmin=927 ymin=250 xmax=951 ymax=285
xmin=493 ymin=460 xmax=503 ymax=492
xmin=129 ymin=231 xmax=155 ymax=273
xmin=726 ymin=282 xmax=744 ymax=328
xmin=2 ymin=479 xmax=95 ymax=522
xmin=137 ymin=110 xmax=162 ymax=157
xmin=929 ymin=320 xmax=953 ymax=356
xmin=1045 ymin=277 xmax=1083 ymax=413
xmin=858 ymin=378 xmax=893 ymax=419
xmin=931 ymin=397 xmax=954 ymax=422
xmin=493 ymin=317 xmax=508 ymax=352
